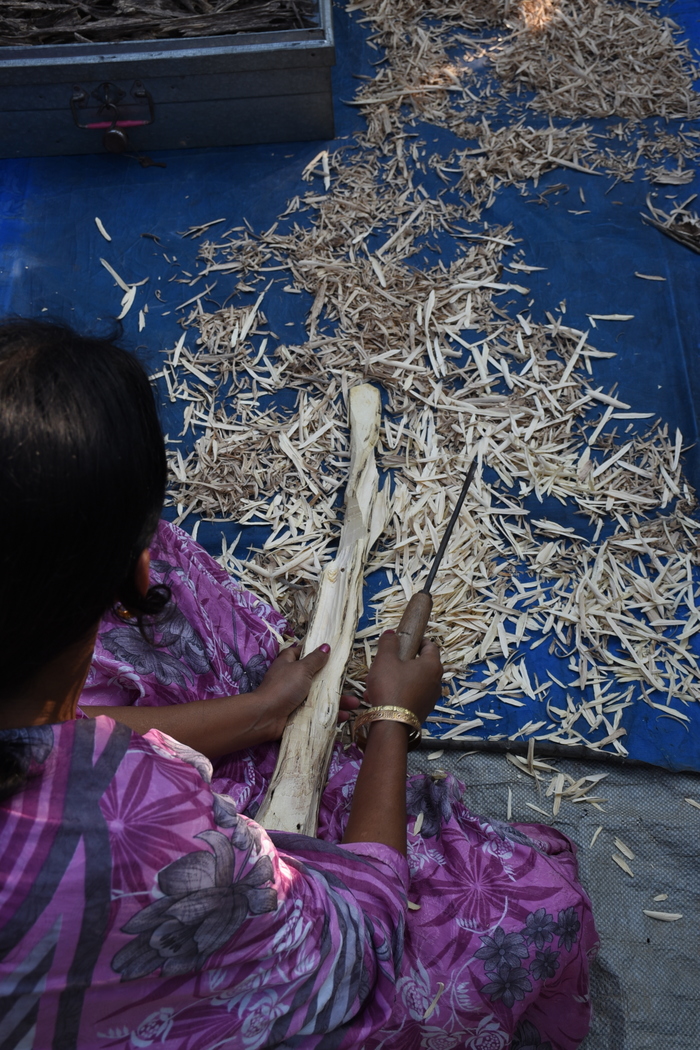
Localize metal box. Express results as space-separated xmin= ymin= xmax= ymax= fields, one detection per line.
xmin=0 ymin=0 xmax=334 ymax=158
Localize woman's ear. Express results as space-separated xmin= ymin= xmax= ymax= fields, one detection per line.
xmin=134 ymin=550 xmax=151 ymax=598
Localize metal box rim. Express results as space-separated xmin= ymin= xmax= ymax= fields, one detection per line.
xmin=0 ymin=0 xmax=334 ymax=73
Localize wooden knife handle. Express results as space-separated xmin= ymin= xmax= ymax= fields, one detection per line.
xmin=396 ymin=592 xmax=433 ymax=661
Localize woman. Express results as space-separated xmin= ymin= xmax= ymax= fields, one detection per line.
xmin=0 ymin=319 xmax=597 ymax=1050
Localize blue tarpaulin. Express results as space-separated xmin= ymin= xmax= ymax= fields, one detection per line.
xmin=1 ymin=0 xmax=700 ymax=770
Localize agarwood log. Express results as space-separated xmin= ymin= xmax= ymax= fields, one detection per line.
xmin=257 ymin=383 xmax=387 ymax=835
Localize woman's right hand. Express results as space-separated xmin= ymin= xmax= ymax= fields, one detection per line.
xmin=343 ymin=631 xmax=442 ymax=855
xmin=363 ymin=630 xmax=443 ymax=724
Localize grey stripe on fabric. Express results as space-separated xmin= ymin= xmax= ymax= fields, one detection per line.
xmin=0 ymin=917 xmax=60 ymax=1050
xmin=0 ymin=720 xmax=131 ymax=1050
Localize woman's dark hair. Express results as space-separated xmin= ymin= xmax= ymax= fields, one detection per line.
xmin=0 ymin=318 xmax=169 ymax=708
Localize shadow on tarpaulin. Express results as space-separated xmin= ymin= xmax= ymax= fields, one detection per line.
xmin=1 ymin=0 xmax=700 ymax=772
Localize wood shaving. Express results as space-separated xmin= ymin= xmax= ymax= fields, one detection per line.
xmin=423 ymin=982 xmax=446 ymax=1020
xmin=138 ymin=0 xmax=700 ymax=759
xmin=587 ymin=314 xmax=634 ymax=322
xmin=525 ymin=802 xmax=551 ymax=817
xmin=589 ymin=825 xmax=603 ymax=848
xmin=95 ymin=217 xmax=111 ymax=242
xmin=642 ymin=193 xmax=700 ymax=253
xmin=612 ymin=852 xmax=634 ymax=877
xmin=614 ymin=837 xmax=635 ymax=861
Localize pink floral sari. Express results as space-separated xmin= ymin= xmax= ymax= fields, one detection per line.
xmin=0 ymin=521 xmax=598 ymax=1050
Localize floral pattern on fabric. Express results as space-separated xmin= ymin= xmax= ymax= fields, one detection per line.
xmin=112 ymin=827 xmax=278 ymax=980
xmin=472 ymin=908 xmax=582 ymax=1010
xmin=522 ymin=909 xmax=557 ymax=950
xmin=530 ymin=949 xmax=560 ymax=982
xmin=405 ymin=772 xmax=462 ymax=838
xmin=476 ymin=928 xmax=530 ymax=973
xmin=84 ymin=520 xmax=287 ymax=714
xmin=0 ymin=719 xmax=406 ymax=1050
xmin=554 ymin=907 xmax=582 ymax=952
xmin=0 ymin=521 xmax=598 ymax=1050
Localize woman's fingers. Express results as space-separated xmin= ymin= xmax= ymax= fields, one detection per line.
xmin=375 ymin=629 xmax=398 ymax=656
xmin=255 ymin=643 xmax=331 ymax=728
xmin=336 ymin=693 xmax=360 ymax=724
xmin=296 ymin=643 xmax=331 ymax=679
xmin=277 ymin=642 xmax=301 ymax=663
xmin=418 ymin=639 xmax=442 ymax=666
xmin=339 ymin=693 xmax=360 ymax=711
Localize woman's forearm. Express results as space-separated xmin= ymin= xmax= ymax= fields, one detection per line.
xmin=80 ymin=645 xmax=337 ymax=760
xmin=342 ymin=721 xmax=408 ymax=856
xmin=81 ymin=692 xmax=283 ymax=759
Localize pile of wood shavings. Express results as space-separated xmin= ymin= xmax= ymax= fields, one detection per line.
xmin=348 ymin=0 xmax=700 ymax=190
xmin=505 ymin=746 xmax=611 ymax=818
xmin=433 ymin=120 xmax=600 ymax=215
xmin=148 ymin=144 xmax=700 ymax=755
xmin=641 ymin=192 xmax=700 ymax=252
xmin=491 ymin=0 xmax=699 ymax=121
xmin=112 ymin=0 xmax=700 ymax=755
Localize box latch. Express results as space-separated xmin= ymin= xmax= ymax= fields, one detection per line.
xmin=70 ymin=81 xmax=154 ymax=153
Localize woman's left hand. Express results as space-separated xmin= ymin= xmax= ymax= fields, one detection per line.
xmin=255 ymin=643 xmax=360 ymax=739
xmin=86 ymin=642 xmax=361 ymax=757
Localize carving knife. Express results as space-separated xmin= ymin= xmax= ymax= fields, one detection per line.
xmin=396 ymin=458 xmax=479 ymax=660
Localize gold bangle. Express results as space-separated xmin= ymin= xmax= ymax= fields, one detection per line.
xmin=352 ymin=705 xmax=422 ymax=751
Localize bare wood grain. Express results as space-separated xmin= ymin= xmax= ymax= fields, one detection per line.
xmin=257 ymin=383 xmax=387 ymax=835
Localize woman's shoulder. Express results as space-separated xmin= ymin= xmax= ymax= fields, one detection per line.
xmin=0 ymin=716 xmax=217 ymax=812
xmin=133 ymin=724 xmax=215 ymax=784
xmin=85 ymin=715 xmax=217 ymax=797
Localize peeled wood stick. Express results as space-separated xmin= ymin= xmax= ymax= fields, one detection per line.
xmin=257 ymin=384 xmax=387 ymax=835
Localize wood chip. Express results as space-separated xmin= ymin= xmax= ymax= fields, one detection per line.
xmin=552 ymin=772 xmax=565 ymax=817
xmin=100 ymin=257 xmax=131 ymax=293
xmin=423 ymin=981 xmax=446 ymax=1020
xmin=614 ymin=837 xmax=635 ymax=861
xmin=612 ymin=853 xmax=634 ymax=877
xmin=116 ymin=285 xmax=137 ymax=321
xmin=151 ymin=0 xmax=700 ymax=764
xmin=95 ymin=217 xmax=111 ymax=242
xmin=525 ymin=803 xmax=551 ymax=818
xmin=587 ymin=314 xmax=634 ymax=322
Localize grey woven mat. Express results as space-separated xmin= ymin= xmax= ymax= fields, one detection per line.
xmin=407 ymin=750 xmax=700 ymax=1050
